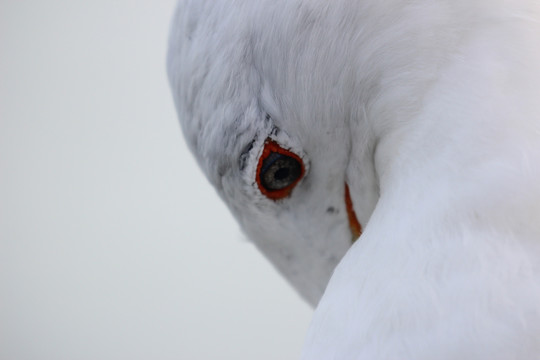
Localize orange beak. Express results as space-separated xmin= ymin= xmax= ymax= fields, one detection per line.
xmin=345 ymin=183 xmax=362 ymax=242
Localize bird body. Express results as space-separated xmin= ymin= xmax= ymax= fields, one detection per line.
xmin=168 ymin=0 xmax=540 ymax=358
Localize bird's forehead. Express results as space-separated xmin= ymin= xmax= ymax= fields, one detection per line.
xmin=167 ymin=0 xmax=362 ymax=159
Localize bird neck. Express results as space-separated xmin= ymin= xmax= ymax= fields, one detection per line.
xmin=373 ymin=16 xmax=540 ymax=215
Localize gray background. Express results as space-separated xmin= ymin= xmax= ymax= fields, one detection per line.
xmin=0 ymin=1 xmax=312 ymax=359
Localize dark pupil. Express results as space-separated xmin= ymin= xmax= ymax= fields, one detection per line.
xmin=274 ymin=167 xmax=290 ymax=181
xmin=260 ymin=152 xmax=302 ymax=191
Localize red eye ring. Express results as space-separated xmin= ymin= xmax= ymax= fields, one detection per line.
xmin=256 ymin=139 xmax=305 ymax=200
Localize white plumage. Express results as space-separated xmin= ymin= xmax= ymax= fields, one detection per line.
xmin=168 ymin=0 xmax=540 ymax=358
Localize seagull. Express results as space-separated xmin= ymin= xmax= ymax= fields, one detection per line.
xmin=167 ymin=0 xmax=540 ymax=358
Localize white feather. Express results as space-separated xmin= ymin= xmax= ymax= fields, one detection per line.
xmin=168 ymin=0 xmax=540 ymax=357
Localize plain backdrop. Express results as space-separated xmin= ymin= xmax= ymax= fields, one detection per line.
xmin=0 ymin=1 xmax=313 ymax=359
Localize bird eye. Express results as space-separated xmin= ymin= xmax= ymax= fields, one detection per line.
xmin=260 ymin=153 xmax=301 ymax=190
xmin=256 ymin=140 xmax=305 ymax=200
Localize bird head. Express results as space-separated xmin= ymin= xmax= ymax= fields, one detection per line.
xmin=166 ymin=0 xmax=405 ymax=305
